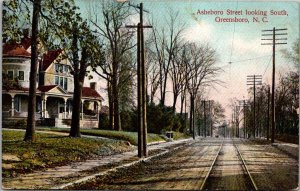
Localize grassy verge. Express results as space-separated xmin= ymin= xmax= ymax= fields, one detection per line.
xmin=2 ymin=130 xmax=133 ymax=179
xmin=36 ymin=127 xmax=165 ymax=145
xmin=172 ymin=132 xmax=191 ymax=140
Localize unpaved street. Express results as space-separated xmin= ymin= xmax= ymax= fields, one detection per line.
xmin=70 ymin=138 xmax=298 ymax=190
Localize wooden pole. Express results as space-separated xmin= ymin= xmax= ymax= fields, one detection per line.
xmin=271 ymin=27 xmax=276 ymax=143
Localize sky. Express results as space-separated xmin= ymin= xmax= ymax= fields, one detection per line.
xmin=76 ymin=0 xmax=299 ymax=120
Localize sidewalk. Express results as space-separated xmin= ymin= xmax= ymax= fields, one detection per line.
xmin=2 ymin=129 xmax=193 ymax=190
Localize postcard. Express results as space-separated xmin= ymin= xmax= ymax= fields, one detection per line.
xmin=2 ymin=0 xmax=299 ymax=190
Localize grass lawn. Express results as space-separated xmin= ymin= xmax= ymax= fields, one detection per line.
xmin=2 ymin=130 xmax=133 ymax=179
xmin=173 ymin=132 xmax=191 ymax=140
xmin=36 ymin=127 xmax=166 ymax=145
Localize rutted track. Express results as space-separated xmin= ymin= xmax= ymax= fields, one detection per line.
xmin=67 ymin=137 xmax=297 ymax=190
xmin=68 ymin=138 xmax=224 ymax=190
xmin=201 ymin=138 xmax=257 ymax=190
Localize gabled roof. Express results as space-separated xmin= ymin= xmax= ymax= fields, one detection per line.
xmin=38 ymin=85 xmax=57 ymax=92
xmin=21 ymin=37 xmax=31 ymax=50
xmin=3 ymin=44 xmax=31 ymax=58
xmin=82 ymin=87 xmax=104 ymax=100
xmin=41 ymin=49 xmax=63 ymax=71
xmin=38 ymin=85 xmax=68 ymax=94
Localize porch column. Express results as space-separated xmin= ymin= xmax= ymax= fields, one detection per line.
xmin=41 ymin=97 xmax=44 ymax=118
xmin=10 ymin=94 xmax=15 ymax=117
xmin=64 ymin=98 xmax=67 ymax=119
xmin=43 ymin=96 xmax=48 ymax=118
xmin=96 ymin=101 xmax=100 ymax=120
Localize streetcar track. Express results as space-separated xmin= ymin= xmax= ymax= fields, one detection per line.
xmin=199 ymin=138 xmax=224 ymax=190
xmin=200 ymin=138 xmax=258 ymax=190
xmin=233 ymin=139 xmax=258 ymax=190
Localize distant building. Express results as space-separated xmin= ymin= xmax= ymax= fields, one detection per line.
xmin=2 ymin=37 xmax=104 ymax=128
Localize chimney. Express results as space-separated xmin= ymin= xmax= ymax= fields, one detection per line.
xmin=90 ymin=82 xmax=96 ymax=90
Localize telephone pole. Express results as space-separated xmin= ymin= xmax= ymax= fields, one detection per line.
xmin=208 ymin=100 xmax=213 ymax=137
xmin=267 ymin=85 xmax=270 ymax=141
xmin=126 ymin=3 xmax=152 ymax=157
xmin=202 ymin=100 xmax=213 ymax=137
xmin=202 ymin=100 xmax=207 ymax=137
xmin=261 ymin=27 xmax=287 ymax=143
xmin=239 ymin=100 xmax=250 ymax=138
xmin=247 ymin=75 xmax=262 ymax=138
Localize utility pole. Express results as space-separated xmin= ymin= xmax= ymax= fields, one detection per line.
xmin=267 ymin=85 xmax=270 ymax=141
xmin=239 ymin=100 xmax=250 ymax=138
xmin=261 ymin=27 xmax=287 ymax=143
xmin=247 ymin=75 xmax=262 ymax=138
xmin=202 ymin=100 xmax=213 ymax=137
xmin=209 ymin=100 xmax=213 ymax=137
xmin=202 ymin=100 xmax=207 ymax=137
xmin=236 ymin=105 xmax=240 ymax=138
xmin=126 ymin=3 xmax=152 ymax=157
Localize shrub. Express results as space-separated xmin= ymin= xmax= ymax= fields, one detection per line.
xmin=15 ymin=119 xmax=27 ymax=129
xmin=98 ymin=113 xmax=110 ymax=130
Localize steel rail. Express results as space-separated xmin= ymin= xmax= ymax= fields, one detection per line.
xmin=199 ymin=139 xmax=224 ymax=190
xmin=233 ymin=139 xmax=258 ymax=190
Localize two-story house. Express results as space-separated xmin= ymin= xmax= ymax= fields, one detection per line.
xmin=2 ymin=37 xmax=103 ymax=128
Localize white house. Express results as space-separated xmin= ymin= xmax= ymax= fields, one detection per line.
xmin=2 ymin=37 xmax=104 ymax=128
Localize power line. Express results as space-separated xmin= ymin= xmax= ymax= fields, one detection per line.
xmin=262 ymin=56 xmax=273 ymax=77
xmin=229 ymin=0 xmax=239 ymax=63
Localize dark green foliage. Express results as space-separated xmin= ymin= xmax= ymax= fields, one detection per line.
xmin=98 ymin=113 xmax=110 ymax=130
xmin=147 ymin=103 xmax=183 ymax=134
xmin=120 ymin=111 xmax=137 ymax=132
xmin=245 ymin=71 xmax=299 ymax=137
xmin=117 ymin=102 xmax=187 ymax=134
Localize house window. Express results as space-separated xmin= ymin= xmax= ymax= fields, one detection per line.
xmin=59 ymin=76 xmax=64 ymax=87
xmin=55 ymin=76 xmax=59 ymax=85
xmin=55 ymin=64 xmax=59 ymax=73
xmin=63 ymin=65 xmax=68 ymax=73
xmin=18 ymin=71 xmax=25 ymax=81
xmin=7 ymin=70 xmax=14 ymax=80
xmin=59 ymin=65 xmax=63 ymax=73
xmin=63 ymin=78 xmax=68 ymax=90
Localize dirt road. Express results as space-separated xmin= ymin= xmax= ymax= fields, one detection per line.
xmin=70 ymin=138 xmax=298 ymax=190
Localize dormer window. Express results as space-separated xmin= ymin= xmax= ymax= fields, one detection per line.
xmin=55 ymin=64 xmax=60 ymax=73
xmin=55 ymin=63 xmax=69 ymax=75
xmin=59 ymin=65 xmax=63 ymax=73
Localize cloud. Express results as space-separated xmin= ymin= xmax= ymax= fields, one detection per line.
xmin=228 ymin=36 xmax=270 ymax=56
xmin=183 ymin=21 xmax=214 ymax=43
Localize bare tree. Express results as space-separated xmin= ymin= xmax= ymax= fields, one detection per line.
xmin=185 ymin=43 xmax=221 ymax=138
xmin=169 ymin=44 xmax=188 ymax=113
xmin=145 ymin=48 xmax=160 ymax=104
xmin=90 ymin=1 xmax=134 ymax=131
xmin=151 ymin=9 xmax=185 ymax=106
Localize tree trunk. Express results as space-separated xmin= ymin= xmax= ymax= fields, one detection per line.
xmin=70 ymin=32 xmax=88 ymax=137
xmin=172 ymin=92 xmax=178 ymax=113
xmin=107 ymin=80 xmax=114 ymax=130
xmin=112 ymin=61 xmax=121 ymax=131
xmin=24 ymin=0 xmax=41 ymax=141
xmin=189 ymin=94 xmax=194 ymax=136
xmin=180 ymin=92 xmax=185 ymax=116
